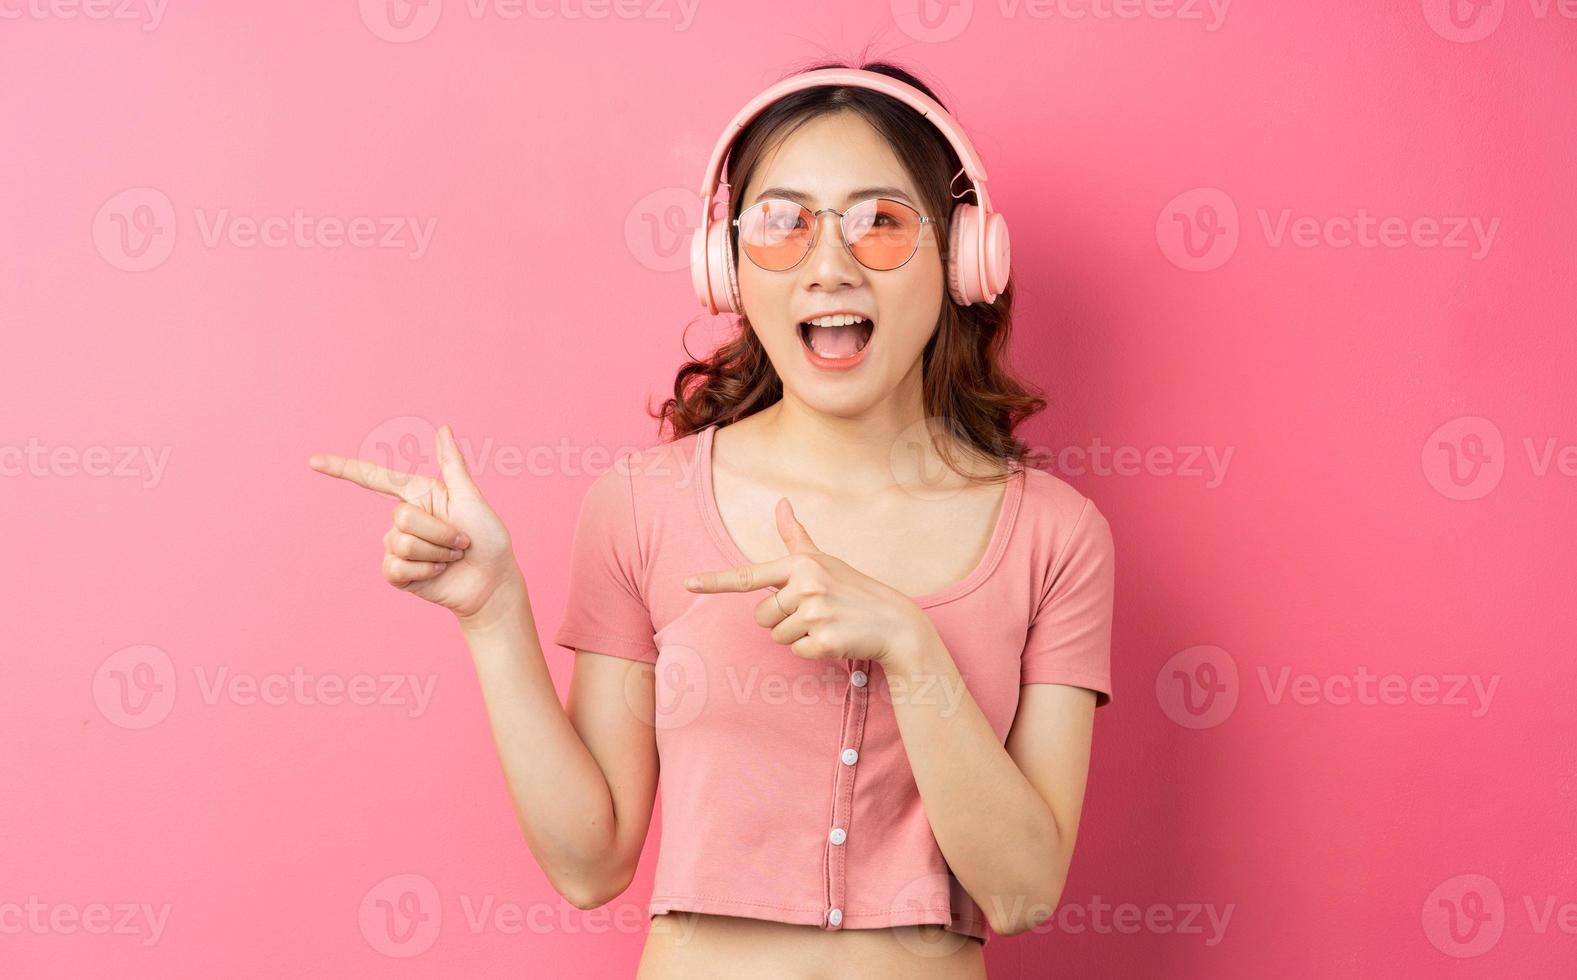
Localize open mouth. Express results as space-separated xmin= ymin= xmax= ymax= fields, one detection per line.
xmin=797 ymin=315 xmax=874 ymax=360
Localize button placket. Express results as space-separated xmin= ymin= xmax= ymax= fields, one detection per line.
xmin=823 ymin=657 xmax=871 ymax=930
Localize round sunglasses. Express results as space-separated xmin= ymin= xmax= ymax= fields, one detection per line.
xmin=732 ymin=197 xmax=936 ymax=273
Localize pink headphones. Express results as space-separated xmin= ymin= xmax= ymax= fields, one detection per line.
xmin=690 ymin=68 xmax=1012 ymax=315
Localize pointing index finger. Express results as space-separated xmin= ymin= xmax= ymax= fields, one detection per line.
xmin=307 ymin=453 xmax=428 ymax=499
xmin=684 ymin=556 xmax=793 ymax=594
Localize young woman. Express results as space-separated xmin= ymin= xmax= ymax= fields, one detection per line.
xmin=309 ymin=61 xmax=1115 ymax=980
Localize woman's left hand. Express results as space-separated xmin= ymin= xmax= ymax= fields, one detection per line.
xmin=683 ymin=497 xmax=935 ymax=667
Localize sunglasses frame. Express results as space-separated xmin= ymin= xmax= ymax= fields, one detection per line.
xmin=731 ymin=196 xmax=937 ymax=273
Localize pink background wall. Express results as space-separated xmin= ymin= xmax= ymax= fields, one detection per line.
xmin=3 ymin=1 xmax=1573 ymax=977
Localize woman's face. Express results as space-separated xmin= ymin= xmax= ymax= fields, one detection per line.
xmin=734 ymin=111 xmax=945 ymax=416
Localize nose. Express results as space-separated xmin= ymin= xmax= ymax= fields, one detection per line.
xmin=801 ymin=209 xmax=864 ymax=291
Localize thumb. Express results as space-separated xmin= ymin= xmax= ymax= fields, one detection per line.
xmin=775 ymin=496 xmax=819 ymax=554
xmin=437 ymin=423 xmax=479 ymax=494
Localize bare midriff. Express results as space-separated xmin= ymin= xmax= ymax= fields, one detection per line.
xmin=634 ymin=911 xmax=988 ymax=980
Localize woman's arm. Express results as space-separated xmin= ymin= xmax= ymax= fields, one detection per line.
xmin=885 ymin=630 xmax=1096 ymax=936
xmin=460 ymin=573 xmax=659 ymax=910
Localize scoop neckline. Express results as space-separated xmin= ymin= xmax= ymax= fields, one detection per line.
xmin=694 ymin=423 xmax=1025 ymax=609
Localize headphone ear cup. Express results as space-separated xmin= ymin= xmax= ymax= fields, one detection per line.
xmin=698 ymin=217 xmax=738 ymax=315
xmin=946 ymin=202 xmax=982 ymax=306
xmin=981 ymin=210 xmax=1011 ymax=303
xmin=945 ymin=203 xmax=1012 ymax=306
xmin=723 ymin=230 xmax=742 ymax=315
xmin=691 ymin=219 xmax=716 ymax=312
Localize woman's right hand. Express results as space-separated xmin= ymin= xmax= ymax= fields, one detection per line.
xmin=307 ymin=423 xmax=524 ymax=625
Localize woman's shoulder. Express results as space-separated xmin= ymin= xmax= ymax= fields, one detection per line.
xmin=1014 ymin=462 xmax=1113 ymax=558
xmin=608 ymin=425 xmax=709 ymax=501
xmin=1018 ymin=459 xmax=1099 ymax=517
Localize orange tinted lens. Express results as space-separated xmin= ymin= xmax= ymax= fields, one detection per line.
xmin=738 ymin=200 xmax=812 ymax=271
xmin=844 ymin=199 xmax=922 ymax=270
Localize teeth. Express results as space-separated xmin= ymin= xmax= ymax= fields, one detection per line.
xmin=804 ymin=314 xmax=869 ymax=328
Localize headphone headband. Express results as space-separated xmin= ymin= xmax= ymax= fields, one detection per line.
xmin=698 ymin=67 xmax=992 ymax=211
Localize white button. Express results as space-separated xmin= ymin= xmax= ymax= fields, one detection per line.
xmin=840 ymin=748 xmax=859 ymax=766
xmin=828 ymin=908 xmax=843 ymax=927
xmin=829 ymin=827 xmax=847 ymax=845
xmin=850 ymin=670 xmax=868 ymax=687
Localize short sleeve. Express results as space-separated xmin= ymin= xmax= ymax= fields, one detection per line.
xmin=552 ymin=456 xmax=660 ymax=664
xmin=1020 ymin=496 xmax=1115 ymax=706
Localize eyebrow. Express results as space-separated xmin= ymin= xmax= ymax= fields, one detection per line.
xmin=748 ymin=185 xmax=915 ymax=207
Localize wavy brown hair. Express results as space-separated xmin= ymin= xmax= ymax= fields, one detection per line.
xmin=651 ymin=59 xmax=1050 ymax=482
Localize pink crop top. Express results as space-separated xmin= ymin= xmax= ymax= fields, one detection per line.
xmin=552 ymin=423 xmax=1115 ymax=944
